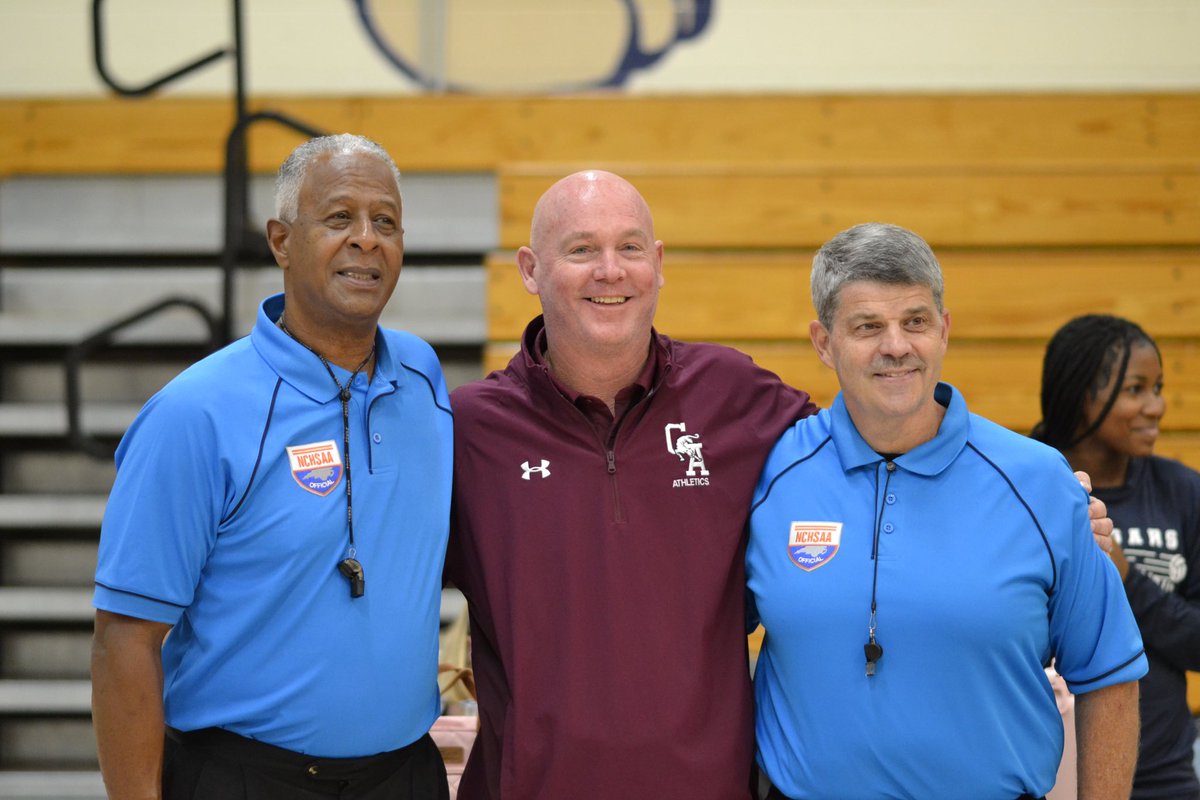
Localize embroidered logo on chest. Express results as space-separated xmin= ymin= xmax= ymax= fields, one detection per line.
xmin=521 ymin=459 xmax=551 ymax=480
xmin=286 ymin=440 xmax=344 ymax=496
xmin=665 ymin=422 xmax=710 ymax=487
xmin=788 ymin=521 xmax=842 ymax=571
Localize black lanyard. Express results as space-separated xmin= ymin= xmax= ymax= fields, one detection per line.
xmin=279 ymin=315 xmax=374 ymax=598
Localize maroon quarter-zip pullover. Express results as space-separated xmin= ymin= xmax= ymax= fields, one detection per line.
xmin=446 ymin=316 xmax=817 ymax=800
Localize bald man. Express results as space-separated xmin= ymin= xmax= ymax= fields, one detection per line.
xmin=445 ymin=170 xmax=816 ymax=799
xmin=443 ymin=171 xmax=1111 ymax=800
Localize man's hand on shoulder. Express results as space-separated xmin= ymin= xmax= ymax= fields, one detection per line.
xmin=1075 ymin=470 xmax=1113 ymax=554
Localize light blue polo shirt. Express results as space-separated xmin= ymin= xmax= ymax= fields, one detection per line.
xmin=95 ymin=294 xmax=453 ymax=757
xmin=747 ymin=382 xmax=1146 ymax=799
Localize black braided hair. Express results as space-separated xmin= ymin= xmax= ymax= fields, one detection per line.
xmin=1032 ymin=314 xmax=1160 ymax=450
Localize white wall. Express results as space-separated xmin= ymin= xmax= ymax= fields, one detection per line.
xmin=3 ymin=0 xmax=1198 ymax=97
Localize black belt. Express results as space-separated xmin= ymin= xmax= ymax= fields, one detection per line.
xmin=166 ymin=726 xmax=428 ymax=785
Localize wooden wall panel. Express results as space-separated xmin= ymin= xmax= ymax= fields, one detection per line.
xmin=3 ymin=94 xmax=1198 ymax=177
xmin=486 ymin=250 xmax=1200 ymax=341
xmin=481 ymin=340 xmax=1199 ymax=438
xmin=498 ymin=171 xmax=1200 ymax=250
xmin=6 ymin=92 xmax=1198 ymax=469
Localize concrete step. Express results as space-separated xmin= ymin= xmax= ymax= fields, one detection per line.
xmin=0 ymin=589 xmax=92 ymax=624
xmin=0 ymin=770 xmax=105 ymax=798
xmin=0 ymin=680 xmax=90 ymax=715
xmin=1 ymin=452 xmax=114 ymax=495
xmin=0 ymin=630 xmax=91 ymax=680
xmin=0 ymin=310 xmax=215 ymax=348
xmin=0 ymin=403 xmax=139 ymax=439
xmin=0 ymin=265 xmax=486 ymax=347
xmin=0 ymin=718 xmax=98 ymax=770
xmin=1 ymin=541 xmax=97 ymax=586
xmin=0 ymin=173 xmax=496 ymax=255
xmin=0 ymin=683 xmax=96 ymax=770
xmin=3 ymin=362 xmax=190 ymax=406
xmin=0 ymin=496 xmax=105 ymax=531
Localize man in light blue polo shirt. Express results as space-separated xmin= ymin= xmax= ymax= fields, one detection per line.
xmin=91 ymin=135 xmax=453 ymax=799
xmin=748 ymin=222 xmax=1146 ymax=800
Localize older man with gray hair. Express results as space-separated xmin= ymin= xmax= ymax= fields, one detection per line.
xmin=91 ymin=134 xmax=453 ymax=800
xmin=746 ymin=222 xmax=1146 ymax=800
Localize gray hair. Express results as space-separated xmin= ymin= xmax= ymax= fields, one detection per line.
xmin=810 ymin=222 xmax=944 ymax=330
xmin=274 ymin=134 xmax=402 ymax=222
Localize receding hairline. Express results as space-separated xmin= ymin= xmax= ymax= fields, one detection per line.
xmin=274 ymin=133 xmax=402 ymax=222
xmin=300 ymin=164 xmax=403 ymax=211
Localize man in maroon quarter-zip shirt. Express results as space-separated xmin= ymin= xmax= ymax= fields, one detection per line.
xmin=443 ymin=170 xmax=1110 ymax=800
xmin=445 ymin=169 xmax=815 ymax=800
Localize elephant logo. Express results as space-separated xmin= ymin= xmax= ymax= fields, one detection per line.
xmin=665 ymin=422 xmax=709 ymax=478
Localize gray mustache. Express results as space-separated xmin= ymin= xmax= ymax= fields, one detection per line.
xmin=870 ymin=357 xmax=923 ymax=371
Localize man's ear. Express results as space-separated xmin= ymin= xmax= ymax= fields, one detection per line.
xmin=266 ymin=219 xmax=291 ymax=271
xmin=654 ymin=240 xmax=665 ymax=289
xmin=810 ymin=320 xmax=835 ymax=370
xmin=516 ymin=246 xmax=539 ymax=296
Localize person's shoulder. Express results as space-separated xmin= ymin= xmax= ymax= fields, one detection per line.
xmin=965 ymin=413 xmax=1082 ymax=500
xmin=154 ymin=336 xmax=262 ymax=409
xmin=1141 ymin=454 xmax=1200 ymax=491
xmin=752 ymin=411 xmax=834 ymax=506
xmin=120 ymin=338 xmax=265 ymax=451
xmin=763 ymin=410 xmax=834 ymax=471
xmin=967 ymin=412 xmax=1062 ymax=465
xmin=450 ymin=360 xmax=527 ymax=419
xmin=667 ymin=337 xmax=758 ymax=371
xmin=380 ymin=327 xmax=441 ymax=375
xmin=665 ymin=337 xmax=801 ymax=397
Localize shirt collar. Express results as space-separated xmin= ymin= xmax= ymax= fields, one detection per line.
xmin=251 ymin=293 xmax=401 ymax=403
xmin=532 ymin=325 xmax=658 ymax=405
xmin=830 ymin=382 xmax=967 ymax=476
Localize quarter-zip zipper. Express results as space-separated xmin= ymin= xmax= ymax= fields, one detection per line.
xmin=540 ymin=347 xmax=668 ymax=525
xmin=602 ymin=379 xmax=663 ymax=524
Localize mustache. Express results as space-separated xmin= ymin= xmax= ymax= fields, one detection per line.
xmin=870 ymin=356 xmax=924 ymax=372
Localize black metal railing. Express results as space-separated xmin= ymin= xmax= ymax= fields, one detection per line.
xmin=91 ymin=0 xmax=326 ymax=344
xmin=73 ymin=0 xmax=327 ymax=457
xmin=91 ymin=0 xmax=232 ymax=98
xmin=64 ymin=298 xmax=221 ymax=459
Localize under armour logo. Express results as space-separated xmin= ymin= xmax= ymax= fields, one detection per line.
xmin=521 ymin=459 xmax=551 ymax=480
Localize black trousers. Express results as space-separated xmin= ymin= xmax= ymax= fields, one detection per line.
xmin=163 ymin=727 xmax=449 ymax=800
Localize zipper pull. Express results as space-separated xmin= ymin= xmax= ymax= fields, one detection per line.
xmin=606 ymin=450 xmax=616 ymax=474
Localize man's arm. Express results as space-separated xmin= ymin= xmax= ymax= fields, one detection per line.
xmin=1074 ymin=680 xmax=1140 ymax=800
xmin=91 ymin=610 xmax=172 ymax=800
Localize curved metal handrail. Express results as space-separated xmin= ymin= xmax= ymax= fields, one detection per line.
xmin=220 ymin=110 xmax=327 ymax=343
xmin=78 ymin=0 xmax=326 ymax=462
xmin=64 ymin=298 xmax=220 ymax=459
xmin=91 ymin=0 xmax=230 ymax=97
